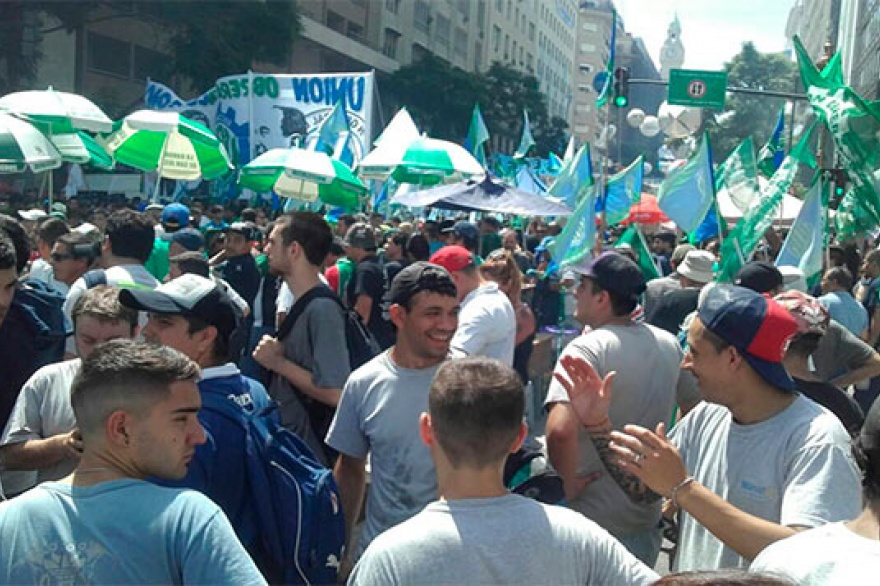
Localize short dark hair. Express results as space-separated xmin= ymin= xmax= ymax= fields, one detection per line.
xmin=0 ymin=214 xmax=30 ymax=273
xmin=105 ymin=209 xmax=154 ymax=263
xmin=824 ymin=266 xmax=854 ymax=291
xmin=654 ymin=232 xmax=677 ymax=247
xmin=181 ymin=312 xmax=230 ymax=363
xmin=429 ymin=357 xmax=524 ymax=469
xmin=586 ymin=278 xmax=638 ymax=316
xmin=37 ymin=217 xmax=70 ymax=247
xmin=699 ymin=320 xmax=733 ymax=353
xmin=170 ymin=251 xmax=210 ymax=278
xmin=0 ymin=233 xmax=16 ymax=272
xmin=406 ymin=233 xmax=430 ymax=262
xmin=275 ymin=212 xmax=332 ymax=266
xmin=72 ymin=285 xmax=138 ymax=330
xmin=71 ymin=340 xmax=200 ymax=440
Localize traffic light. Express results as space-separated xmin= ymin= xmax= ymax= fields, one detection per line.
xmin=829 ymin=168 xmax=848 ymax=208
xmin=612 ymin=67 xmax=630 ymax=108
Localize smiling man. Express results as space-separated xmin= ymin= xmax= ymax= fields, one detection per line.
xmin=327 ymin=262 xmax=459 ymax=575
xmin=0 ymin=340 xmax=265 ymax=584
xmin=119 ymin=273 xmax=272 ymax=562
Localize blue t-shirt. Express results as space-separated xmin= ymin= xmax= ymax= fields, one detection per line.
xmin=0 ymin=479 xmax=266 ymax=584
xmin=155 ymin=365 xmax=272 ymax=553
xmin=818 ymin=291 xmax=869 ymax=337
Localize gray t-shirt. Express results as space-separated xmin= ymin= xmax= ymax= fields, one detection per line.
xmin=545 ymin=323 xmax=681 ymax=536
xmin=811 ymin=319 xmax=875 ymax=382
xmin=269 ymin=291 xmax=350 ymax=461
xmin=1 ymin=359 xmax=81 ymax=490
xmin=326 ymin=351 xmax=441 ymax=556
xmin=750 ymin=521 xmax=880 ymax=584
xmin=349 ymin=494 xmax=659 ymax=586
xmin=670 ymin=396 xmax=862 ymax=572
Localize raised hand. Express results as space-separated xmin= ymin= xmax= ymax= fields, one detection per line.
xmin=553 ymin=354 xmax=615 ymax=428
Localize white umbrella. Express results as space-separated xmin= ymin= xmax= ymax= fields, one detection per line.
xmin=0 ymin=112 xmax=62 ymax=174
xmin=357 ymin=108 xmax=421 ymax=181
xmin=0 ymin=87 xmax=113 ymax=133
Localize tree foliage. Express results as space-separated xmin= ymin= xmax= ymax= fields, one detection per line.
xmin=0 ymin=1 xmax=300 ymax=95
xmin=708 ymin=42 xmax=799 ymax=160
xmin=389 ymin=59 xmax=568 ymax=158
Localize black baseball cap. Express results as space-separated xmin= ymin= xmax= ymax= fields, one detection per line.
xmin=388 ymin=261 xmax=457 ymax=306
xmin=569 ymin=251 xmax=646 ymax=298
xmin=734 ymin=261 xmax=783 ymax=294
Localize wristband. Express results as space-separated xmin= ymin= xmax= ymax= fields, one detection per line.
xmin=670 ymin=475 xmax=695 ymax=508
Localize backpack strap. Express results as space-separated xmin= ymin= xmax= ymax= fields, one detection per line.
xmin=275 ymin=284 xmax=336 ymax=340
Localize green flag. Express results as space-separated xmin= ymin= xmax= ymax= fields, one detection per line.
xmin=716 ymin=121 xmax=818 ymax=282
xmin=513 ymin=110 xmax=535 ymax=160
xmin=615 ymin=225 xmax=660 ymax=281
xmin=464 ymin=103 xmax=490 ymax=167
xmin=715 ymin=137 xmax=761 ymax=213
xmin=794 ymin=34 xmax=880 ymax=232
xmin=548 ymin=181 xmax=599 ymax=269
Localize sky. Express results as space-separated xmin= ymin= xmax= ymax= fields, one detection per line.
xmin=615 ymin=0 xmax=797 ymax=71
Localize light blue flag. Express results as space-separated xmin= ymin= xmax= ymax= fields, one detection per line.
xmin=548 ymin=144 xmax=593 ymax=210
xmin=516 ymin=166 xmax=547 ymax=194
xmin=775 ymin=175 xmax=826 ymax=281
xmin=547 ymin=152 xmax=564 ymax=174
xmin=464 ymin=103 xmax=490 ymax=167
xmin=547 ymin=182 xmax=599 ymax=272
xmin=658 ymin=133 xmax=715 ymax=231
xmin=603 ymin=156 xmax=644 ymax=225
xmin=513 ymin=110 xmax=535 ymax=159
xmin=757 ymin=107 xmax=786 ymax=177
xmin=313 ymin=99 xmax=353 ymax=166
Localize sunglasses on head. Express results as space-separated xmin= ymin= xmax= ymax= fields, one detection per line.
xmin=50 ymin=252 xmax=73 ymax=262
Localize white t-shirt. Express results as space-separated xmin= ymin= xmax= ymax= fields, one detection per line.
xmin=670 ymin=396 xmax=862 ymax=572
xmin=751 ymin=521 xmax=880 ymax=584
xmin=349 ymin=494 xmax=659 ymax=586
xmin=63 ymin=264 xmax=159 ymax=354
xmin=451 ymin=282 xmax=517 ymax=365
xmin=1 ymin=359 xmax=81 ymax=488
xmin=544 ymin=323 xmax=682 ymax=537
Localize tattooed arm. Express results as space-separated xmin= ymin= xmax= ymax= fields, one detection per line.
xmin=584 ymin=419 xmax=661 ymax=504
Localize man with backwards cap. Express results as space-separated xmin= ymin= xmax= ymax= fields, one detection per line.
xmin=545 ymin=251 xmax=682 ymax=565
xmin=750 ymin=395 xmax=880 ymax=583
xmin=557 ymin=284 xmax=861 ymax=572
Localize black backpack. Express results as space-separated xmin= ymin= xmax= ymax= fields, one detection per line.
xmin=277 ymin=285 xmax=381 ymax=372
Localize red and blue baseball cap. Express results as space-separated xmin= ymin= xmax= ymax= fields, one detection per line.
xmin=697 ymin=285 xmax=798 ymax=391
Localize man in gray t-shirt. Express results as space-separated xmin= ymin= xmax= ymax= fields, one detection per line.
xmin=545 ymin=252 xmax=681 ymax=565
xmin=583 ymin=286 xmax=861 ymax=572
xmin=327 ymin=262 xmax=460 ymax=574
xmin=254 ymin=212 xmax=351 ymax=464
xmin=349 ymin=358 xmax=657 ymax=586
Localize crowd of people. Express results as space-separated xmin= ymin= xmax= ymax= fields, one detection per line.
xmin=0 ymin=192 xmax=878 ymax=584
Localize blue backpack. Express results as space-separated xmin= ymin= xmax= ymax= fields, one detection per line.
xmin=199 ymin=393 xmax=345 ymax=585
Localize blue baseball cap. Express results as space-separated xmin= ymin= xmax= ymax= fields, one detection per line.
xmin=170 ymin=228 xmax=205 ymax=252
xmin=161 ymin=203 xmax=190 ymax=228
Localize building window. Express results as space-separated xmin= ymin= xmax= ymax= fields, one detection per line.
xmin=455 ymin=28 xmax=468 ymax=57
xmin=385 ymin=0 xmax=400 ymax=14
xmin=87 ymin=32 xmax=129 ymax=78
xmin=326 ymin=10 xmax=346 ymax=34
xmin=493 ymin=25 xmax=501 ymax=52
xmin=580 ymin=43 xmax=596 ymax=53
xmin=529 ymin=22 xmax=535 ymax=41
xmin=383 ymin=28 xmax=401 ymax=58
xmin=348 ymin=22 xmax=365 ymax=42
xmin=496 ymin=0 xmax=503 ymax=13
xmin=475 ymin=41 xmax=483 ymax=70
xmin=414 ymin=1 xmax=430 ymax=32
xmin=436 ymin=15 xmax=451 ymax=46
xmin=478 ymin=0 xmax=486 ymax=28
xmin=582 ymin=21 xmax=598 ymax=32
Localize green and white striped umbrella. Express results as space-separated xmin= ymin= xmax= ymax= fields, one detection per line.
xmin=99 ymin=110 xmax=233 ymax=181
xmin=358 ymin=135 xmax=483 ymax=186
xmin=0 ymin=112 xmax=62 ymax=174
xmin=239 ymin=147 xmax=366 ymax=209
xmin=49 ymin=131 xmax=114 ymax=171
xmin=0 ymin=87 xmax=113 ymax=133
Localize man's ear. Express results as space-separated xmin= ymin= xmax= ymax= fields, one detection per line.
xmin=389 ymin=303 xmax=406 ymax=329
xmin=419 ymin=412 xmax=435 ymax=447
xmin=509 ymin=421 xmax=528 ymax=454
xmin=106 ymin=410 xmax=132 ymax=447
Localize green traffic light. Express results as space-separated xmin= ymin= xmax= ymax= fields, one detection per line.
xmin=614 ymin=95 xmax=628 ymax=108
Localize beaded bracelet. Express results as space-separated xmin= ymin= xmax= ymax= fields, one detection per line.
xmin=670 ymin=475 xmax=695 ymax=508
